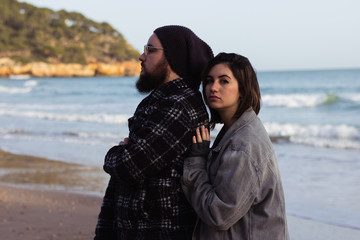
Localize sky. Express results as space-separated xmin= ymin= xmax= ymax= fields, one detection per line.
xmin=18 ymin=0 xmax=360 ymax=71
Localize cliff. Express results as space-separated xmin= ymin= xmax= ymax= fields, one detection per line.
xmin=0 ymin=0 xmax=141 ymax=77
xmin=0 ymin=57 xmax=140 ymax=77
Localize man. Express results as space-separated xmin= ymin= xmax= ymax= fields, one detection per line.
xmin=95 ymin=25 xmax=213 ymax=240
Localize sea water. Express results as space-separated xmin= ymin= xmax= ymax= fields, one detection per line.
xmin=0 ymin=69 xmax=359 ymax=229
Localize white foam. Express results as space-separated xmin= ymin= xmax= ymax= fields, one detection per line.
xmin=65 ymin=131 xmax=126 ymax=139
xmin=262 ymin=94 xmax=327 ymax=108
xmin=0 ymin=80 xmax=38 ymax=94
xmin=290 ymin=137 xmax=360 ymax=150
xmin=0 ymin=85 xmax=32 ymax=94
xmin=0 ymin=103 xmax=84 ymax=111
xmin=264 ymin=122 xmax=360 ymax=150
xmin=0 ymin=109 xmax=130 ymax=125
xmin=9 ymin=74 xmax=31 ymax=80
xmin=340 ymin=93 xmax=360 ymax=102
xmin=1 ymin=132 xmax=116 ymax=146
xmin=24 ymin=80 xmax=38 ymax=87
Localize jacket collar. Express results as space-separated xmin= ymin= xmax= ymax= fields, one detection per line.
xmin=212 ymin=108 xmax=257 ymax=151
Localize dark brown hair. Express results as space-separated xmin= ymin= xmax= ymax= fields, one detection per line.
xmin=202 ymin=52 xmax=261 ymax=129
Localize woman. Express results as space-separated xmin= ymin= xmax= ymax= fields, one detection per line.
xmin=182 ymin=53 xmax=289 ymax=239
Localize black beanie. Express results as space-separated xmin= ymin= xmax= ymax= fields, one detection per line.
xmin=154 ymin=25 xmax=214 ymax=89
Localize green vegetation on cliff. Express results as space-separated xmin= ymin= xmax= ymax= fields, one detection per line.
xmin=0 ymin=0 xmax=140 ymax=64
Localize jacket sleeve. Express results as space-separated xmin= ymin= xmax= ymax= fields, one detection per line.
xmin=104 ymin=102 xmax=194 ymax=185
xmin=94 ymin=177 xmax=117 ymax=240
xmin=181 ymin=148 xmax=258 ymax=231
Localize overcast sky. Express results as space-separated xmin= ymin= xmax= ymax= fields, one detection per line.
xmin=19 ymin=0 xmax=360 ymax=71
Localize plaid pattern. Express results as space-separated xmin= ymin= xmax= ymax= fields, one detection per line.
xmin=95 ymin=78 xmax=209 ymax=240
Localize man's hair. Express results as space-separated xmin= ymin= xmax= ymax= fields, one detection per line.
xmin=202 ymin=52 xmax=261 ymax=129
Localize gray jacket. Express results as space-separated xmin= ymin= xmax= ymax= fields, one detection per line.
xmin=182 ymin=109 xmax=289 ymax=240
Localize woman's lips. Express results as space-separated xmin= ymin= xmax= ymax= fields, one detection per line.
xmin=208 ymin=96 xmax=220 ymax=101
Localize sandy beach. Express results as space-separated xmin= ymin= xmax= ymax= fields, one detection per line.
xmin=0 ymin=150 xmax=107 ymax=240
xmin=1 ymin=184 xmax=101 ymax=240
xmin=1 ymin=150 xmax=359 ymax=240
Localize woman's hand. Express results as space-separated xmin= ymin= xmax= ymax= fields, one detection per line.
xmin=190 ymin=125 xmax=210 ymax=157
xmin=193 ymin=125 xmax=210 ymax=143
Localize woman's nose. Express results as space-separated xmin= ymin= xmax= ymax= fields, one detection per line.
xmin=209 ymin=82 xmax=219 ymax=92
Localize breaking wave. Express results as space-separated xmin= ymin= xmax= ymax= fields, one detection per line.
xmin=0 ymin=109 xmax=130 ymax=125
xmin=264 ymin=122 xmax=360 ymax=150
xmin=0 ymin=80 xmax=38 ymax=94
xmin=261 ymin=93 xmax=359 ymax=108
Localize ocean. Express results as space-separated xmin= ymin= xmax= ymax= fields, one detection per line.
xmin=1 ymin=69 xmax=359 ymax=230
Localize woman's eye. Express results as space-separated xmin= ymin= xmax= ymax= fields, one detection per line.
xmin=220 ymin=79 xmax=229 ymax=84
xmin=204 ymin=79 xmax=213 ymax=85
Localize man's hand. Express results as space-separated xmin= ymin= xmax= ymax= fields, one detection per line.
xmin=119 ymin=137 xmax=129 ymax=145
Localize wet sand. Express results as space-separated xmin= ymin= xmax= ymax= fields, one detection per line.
xmin=0 ymin=150 xmax=107 ymax=240
xmin=0 ymin=150 xmax=108 ymax=194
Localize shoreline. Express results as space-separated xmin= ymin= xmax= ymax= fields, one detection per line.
xmin=1 ymin=149 xmax=360 ymax=240
xmin=0 ymin=149 xmax=108 ymax=196
xmin=0 ymin=149 xmax=107 ymax=240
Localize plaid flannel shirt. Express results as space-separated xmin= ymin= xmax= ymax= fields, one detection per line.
xmin=95 ymin=78 xmax=209 ymax=240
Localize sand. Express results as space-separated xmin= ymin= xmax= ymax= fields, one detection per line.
xmin=1 ymin=150 xmax=359 ymax=240
xmin=0 ymin=184 xmax=101 ymax=240
xmin=0 ymin=149 xmax=107 ymax=240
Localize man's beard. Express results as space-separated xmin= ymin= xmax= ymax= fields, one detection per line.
xmin=136 ymin=57 xmax=169 ymax=93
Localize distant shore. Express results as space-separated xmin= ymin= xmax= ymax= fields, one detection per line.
xmin=1 ymin=149 xmax=360 ymax=240
xmin=0 ymin=57 xmax=140 ymax=77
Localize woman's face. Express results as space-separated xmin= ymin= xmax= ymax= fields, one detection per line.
xmin=204 ymin=63 xmax=241 ymax=114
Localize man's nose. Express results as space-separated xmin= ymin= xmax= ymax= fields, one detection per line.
xmin=139 ymin=53 xmax=146 ymax=61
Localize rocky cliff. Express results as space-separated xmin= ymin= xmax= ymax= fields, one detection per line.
xmin=0 ymin=0 xmax=141 ymax=77
xmin=0 ymin=57 xmax=140 ymax=77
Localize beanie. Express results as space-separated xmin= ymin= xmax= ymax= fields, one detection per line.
xmin=154 ymin=25 xmax=214 ymax=89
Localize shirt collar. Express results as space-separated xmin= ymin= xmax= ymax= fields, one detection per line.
xmin=152 ymin=78 xmax=189 ymax=98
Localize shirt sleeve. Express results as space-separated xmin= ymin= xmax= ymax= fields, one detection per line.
xmin=181 ymin=147 xmax=259 ymax=231
xmin=103 ymin=101 xmax=194 ymax=185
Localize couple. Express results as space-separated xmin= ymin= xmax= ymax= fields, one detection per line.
xmin=95 ymin=25 xmax=289 ymax=240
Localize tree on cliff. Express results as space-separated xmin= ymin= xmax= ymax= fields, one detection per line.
xmin=0 ymin=0 xmax=140 ymax=64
